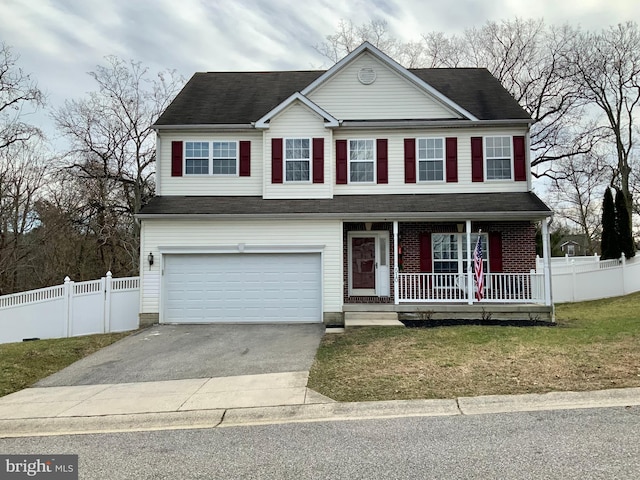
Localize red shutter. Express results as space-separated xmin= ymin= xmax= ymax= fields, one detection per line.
xmin=489 ymin=231 xmax=503 ymax=273
xmin=239 ymin=141 xmax=251 ymax=177
xmin=312 ymin=138 xmax=324 ymax=184
xmin=404 ymin=138 xmax=416 ymax=183
xmin=171 ymin=141 xmax=183 ymax=177
xmin=376 ymin=138 xmax=388 ymax=184
xmin=336 ymin=140 xmax=347 ymax=184
xmin=513 ymin=136 xmax=526 ymax=181
xmin=420 ymin=233 xmax=432 ymax=272
xmin=471 ymin=137 xmax=483 ymax=182
xmin=271 ymin=138 xmax=283 ymax=184
xmin=445 ymin=137 xmax=458 ymax=183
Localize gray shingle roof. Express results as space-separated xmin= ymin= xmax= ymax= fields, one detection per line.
xmin=138 ymin=193 xmax=551 ymax=220
xmin=154 ymin=68 xmax=530 ymax=126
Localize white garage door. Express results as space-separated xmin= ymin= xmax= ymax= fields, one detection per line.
xmin=163 ymin=253 xmax=322 ymax=323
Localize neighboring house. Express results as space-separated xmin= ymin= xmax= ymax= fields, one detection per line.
xmin=137 ymin=42 xmax=554 ymax=326
xmin=558 ymin=234 xmax=590 ymax=257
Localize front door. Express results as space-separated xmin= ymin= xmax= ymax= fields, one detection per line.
xmin=348 ymin=232 xmax=390 ymax=297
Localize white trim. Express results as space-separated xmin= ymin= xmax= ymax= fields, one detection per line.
xmin=484 ymin=136 xmax=514 ymax=182
xmin=183 ymin=140 xmax=240 ymax=177
xmin=347 ymin=231 xmax=390 ymax=297
xmin=416 ymin=137 xmax=446 ymax=183
xmin=139 ymin=211 xmax=553 ymax=221
xmin=153 ymin=124 xmax=255 ymax=130
xmin=158 ymin=245 xmax=325 ymax=254
xmin=284 ymin=137 xmax=312 ymax=183
xmin=255 ymin=92 xmax=339 ymax=129
xmin=347 ymin=138 xmax=376 ymax=184
xmin=300 ymin=42 xmax=479 ymax=121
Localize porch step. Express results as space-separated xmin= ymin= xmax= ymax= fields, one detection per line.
xmin=344 ymin=311 xmax=404 ymax=328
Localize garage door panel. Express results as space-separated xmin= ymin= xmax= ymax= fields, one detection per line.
xmin=163 ymin=253 xmax=321 ymax=323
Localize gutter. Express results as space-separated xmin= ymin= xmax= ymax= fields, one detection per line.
xmin=136 ymin=211 xmax=552 ymax=221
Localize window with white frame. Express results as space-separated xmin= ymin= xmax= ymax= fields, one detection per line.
xmin=418 ymin=138 xmax=444 ymax=181
xmin=185 ymin=141 xmax=238 ymax=175
xmin=485 ymin=136 xmax=512 ymax=180
xmin=432 ymin=233 xmax=488 ymax=274
xmin=212 ymin=142 xmax=237 ymax=175
xmin=185 ymin=142 xmax=209 ymax=175
xmin=349 ymin=139 xmax=375 ymax=183
xmin=285 ymin=138 xmax=310 ymax=182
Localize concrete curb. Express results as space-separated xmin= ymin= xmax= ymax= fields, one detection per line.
xmin=1 ymin=387 xmax=639 ymax=438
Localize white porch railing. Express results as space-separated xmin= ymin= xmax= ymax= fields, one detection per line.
xmin=397 ymin=272 xmax=545 ymax=304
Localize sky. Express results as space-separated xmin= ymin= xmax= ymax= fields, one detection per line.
xmin=0 ymin=0 xmax=637 ymax=143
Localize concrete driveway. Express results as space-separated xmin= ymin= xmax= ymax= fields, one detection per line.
xmin=36 ymin=324 xmax=325 ymax=387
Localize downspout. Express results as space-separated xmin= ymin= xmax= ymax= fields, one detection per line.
xmin=466 ymin=220 xmax=472 ymax=305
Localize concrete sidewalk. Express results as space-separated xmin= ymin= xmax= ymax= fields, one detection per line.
xmin=1 ymin=375 xmax=639 ymax=438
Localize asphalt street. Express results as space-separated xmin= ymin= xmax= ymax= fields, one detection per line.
xmin=35 ymin=324 xmax=325 ymax=386
xmin=2 ymin=406 xmax=639 ymax=479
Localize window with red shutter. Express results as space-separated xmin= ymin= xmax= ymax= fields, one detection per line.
xmin=376 ymin=139 xmax=388 ymax=184
xmin=471 ymin=137 xmax=484 ymax=182
xmin=171 ymin=141 xmax=183 ymax=177
xmin=336 ymin=140 xmax=347 ymax=184
xmin=404 ymin=138 xmax=416 ymax=183
xmin=271 ymin=138 xmax=283 ymax=184
xmin=312 ymin=138 xmax=324 ymax=183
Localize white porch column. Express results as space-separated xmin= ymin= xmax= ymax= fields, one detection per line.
xmin=542 ymin=218 xmax=553 ymax=307
xmin=393 ymin=221 xmax=399 ymax=305
xmin=466 ymin=220 xmax=472 ymax=305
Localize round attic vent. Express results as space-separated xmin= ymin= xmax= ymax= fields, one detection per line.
xmin=357 ymin=67 xmax=376 ymax=85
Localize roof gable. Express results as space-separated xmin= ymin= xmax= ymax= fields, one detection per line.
xmin=255 ymin=92 xmax=338 ymax=128
xmin=153 ymin=43 xmax=531 ymax=127
xmin=302 ymin=42 xmax=476 ymax=121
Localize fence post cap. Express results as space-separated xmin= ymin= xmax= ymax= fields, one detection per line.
xmin=64 ymin=276 xmax=71 ymax=283
xmin=106 ymin=271 xmax=113 ymax=278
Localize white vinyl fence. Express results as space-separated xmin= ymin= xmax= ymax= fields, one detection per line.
xmin=537 ymin=255 xmax=640 ymax=303
xmin=0 ymin=272 xmax=139 ymax=344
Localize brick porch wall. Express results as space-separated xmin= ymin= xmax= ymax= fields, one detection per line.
xmin=343 ymin=221 xmax=537 ymax=304
xmin=398 ymin=221 xmax=537 ymax=274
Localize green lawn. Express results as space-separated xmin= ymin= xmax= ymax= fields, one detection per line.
xmin=308 ymin=292 xmax=640 ymax=402
xmin=0 ymin=332 xmax=132 ymax=397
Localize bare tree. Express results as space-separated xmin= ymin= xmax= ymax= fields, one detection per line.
xmin=0 ymin=139 xmax=49 ymax=293
xmin=52 ymin=57 xmax=183 ymax=273
xmin=563 ymin=21 xmax=640 ymax=235
xmin=0 ymin=42 xmax=44 ymax=150
xmin=547 ymin=153 xmax=607 ymax=254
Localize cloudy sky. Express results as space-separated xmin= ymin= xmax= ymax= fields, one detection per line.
xmin=0 ymin=0 xmax=636 ymax=138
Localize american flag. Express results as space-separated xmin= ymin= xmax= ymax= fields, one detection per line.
xmin=473 ymin=236 xmax=484 ymax=301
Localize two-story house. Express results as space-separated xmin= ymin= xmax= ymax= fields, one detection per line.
xmin=137 ymin=42 xmax=554 ymax=326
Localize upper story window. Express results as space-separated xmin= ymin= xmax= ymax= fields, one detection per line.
xmin=285 ymin=138 xmax=310 ymax=182
xmin=185 ymin=142 xmax=209 ymax=175
xmin=212 ymin=142 xmax=237 ymax=175
xmin=485 ymin=136 xmax=512 ymax=180
xmin=417 ymin=138 xmax=444 ymax=181
xmin=349 ymin=139 xmax=375 ymax=183
xmin=185 ymin=141 xmax=238 ymax=176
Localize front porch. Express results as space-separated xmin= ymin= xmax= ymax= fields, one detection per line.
xmin=342 ymin=217 xmax=554 ymax=325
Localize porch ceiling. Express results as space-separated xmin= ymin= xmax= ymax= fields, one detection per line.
xmin=138 ymin=192 xmax=552 ymax=221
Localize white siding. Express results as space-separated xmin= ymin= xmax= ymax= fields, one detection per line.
xmin=140 ymin=219 xmax=343 ymax=316
xmin=158 ymin=130 xmax=263 ymax=196
xmin=264 ymin=102 xmax=333 ymax=199
xmin=333 ymin=127 xmax=530 ymax=195
xmin=308 ymin=52 xmax=459 ymax=120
